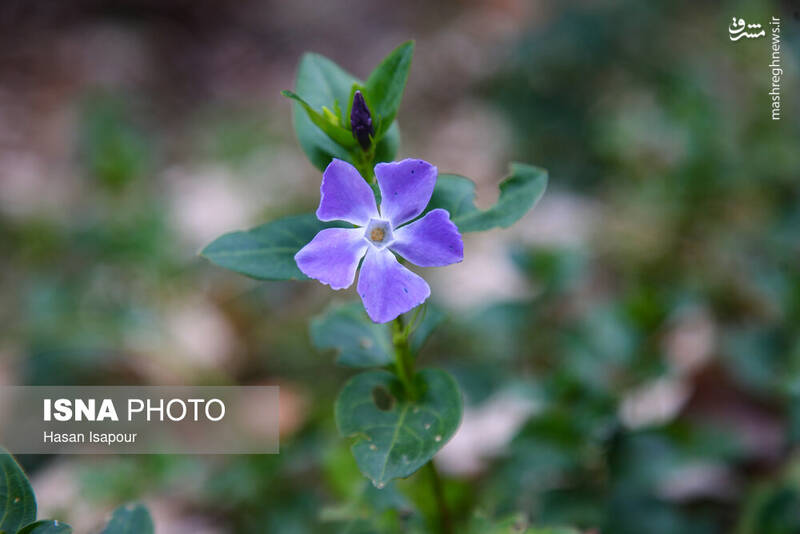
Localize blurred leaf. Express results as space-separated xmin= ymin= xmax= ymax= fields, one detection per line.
xmin=0 ymin=451 xmax=37 ymax=533
xmin=290 ymin=53 xmax=399 ymax=171
xmin=737 ymin=484 xmax=800 ymax=534
xmin=99 ymin=503 xmax=154 ymax=534
xmin=202 ymin=214 xmax=343 ymax=281
xmin=513 ymin=247 xmax=587 ymax=293
xmin=311 ymin=301 xmax=394 ymax=367
xmin=361 ymin=481 xmax=412 ymax=513
xmin=606 ymin=492 xmax=714 ymax=534
xmin=336 ymin=369 xmax=462 ymax=487
xmin=469 ymin=513 xmax=581 ymax=534
xmin=365 ymin=41 xmax=414 ymax=138
xmin=723 ymin=327 xmax=790 ymax=394
xmin=429 ymin=163 xmax=548 ymax=233
xmin=79 ymin=96 xmax=149 ymax=190
xmin=16 ymin=521 xmax=72 ymax=534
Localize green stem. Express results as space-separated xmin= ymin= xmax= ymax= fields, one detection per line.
xmin=392 ymin=316 xmax=416 ymax=400
xmin=354 ymin=146 xmax=376 ymax=183
xmin=391 ymin=316 xmax=451 ymax=534
xmin=426 ymin=461 xmax=453 ymax=534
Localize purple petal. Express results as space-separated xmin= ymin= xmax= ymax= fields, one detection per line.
xmin=357 ymin=248 xmax=431 ymax=323
xmin=317 ymin=159 xmax=378 ymax=226
xmin=391 ymin=209 xmax=464 ymax=267
xmin=295 ymin=228 xmax=368 ymax=290
xmin=375 ymin=159 xmax=437 ymax=227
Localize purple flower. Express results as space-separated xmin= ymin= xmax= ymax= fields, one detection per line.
xmin=295 ymin=158 xmax=464 ymax=323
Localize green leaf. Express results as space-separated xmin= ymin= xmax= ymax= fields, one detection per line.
xmin=428 ymin=163 xmax=548 ymax=233
xmin=373 ymin=122 xmax=400 ymax=166
xmin=0 ymin=451 xmax=36 ymax=534
xmin=79 ymin=96 xmax=149 ymax=191
xmin=201 ymin=214 xmax=342 ymax=281
xmin=409 ymin=305 xmax=446 ymax=355
xmin=311 ymin=302 xmax=394 ymax=368
xmin=281 ymin=90 xmax=357 ymax=149
xmin=365 ymin=41 xmax=414 ymax=138
xmin=335 ymin=369 xmax=462 ymax=487
xmin=16 ymin=521 xmax=72 ymax=534
xmin=310 ymin=302 xmax=445 ymax=368
xmin=290 ymin=53 xmax=399 ymax=171
xmin=99 ymin=503 xmax=154 ymax=534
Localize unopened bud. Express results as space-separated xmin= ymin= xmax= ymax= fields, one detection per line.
xmin=350 ymin=90 xmax=374 ymax=150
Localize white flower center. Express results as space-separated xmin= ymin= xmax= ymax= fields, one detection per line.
xmin=364 ymin=218 xmax=394 ymax=249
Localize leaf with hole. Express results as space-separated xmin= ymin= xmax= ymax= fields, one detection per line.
xmin=0 ymin=450 xmax=37 ymax=534
xmin=201 ymin=214 xmax=345 ymax=281
xmin=428 ymin=163 xmax=548 ymax=233
xmin=335 ymin=369 xmax=462 ymax=487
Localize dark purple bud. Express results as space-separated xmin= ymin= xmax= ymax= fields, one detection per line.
xmin=350 ymin=90 xmax=374 ymax=150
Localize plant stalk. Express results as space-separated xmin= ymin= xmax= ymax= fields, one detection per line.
xmin=391 ymin=316 xmax=452 ymax=534
xmin=355 ymin=145 xmax=376 ymax=183
xmin=426 ymin=460 xmax=453 ymax=534
xmin=392 ymin=316 xmax=416 ymax=400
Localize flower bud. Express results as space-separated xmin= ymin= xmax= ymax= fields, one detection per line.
xmin=350 ymin=90 xmax=374 ymax=150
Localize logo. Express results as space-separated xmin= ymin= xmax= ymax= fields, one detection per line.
xmin=729 ymin=17 xmax=766 ymax=40
xmin=729 ymin=16 xmax=783 ymax=120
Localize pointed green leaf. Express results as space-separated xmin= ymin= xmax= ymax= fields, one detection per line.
xmin=365 ymin=41 xmax=414 ymax=138
xmin=290 ymin=53 xmax=399 ymax=171
xmin=335 ymin=369 xmax=462 ymax=487
xmin=373 ymin=122 xmax=400 ymax=167
xmin=428 ymin=163 xmax=548 ymax=233
xmin=291 ymin=53 xmax=359 ymax=170
xmin=311 ymin=302 xmax=394 ymax=367
xmin=99 ymin=503 xmax=154 ymax=534
xmin=281 ymin=90 xmax=357 ymax=149
xmin=202 ymin=214 xmax=343 ymax=281
xmin=17 ymin=521 xmax=72 ymax=534
xmin=0 ymin=450 xmax=36 ymax=534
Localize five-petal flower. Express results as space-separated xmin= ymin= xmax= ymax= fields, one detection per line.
xmin=295 ymin=158 xmax=463 ymax=323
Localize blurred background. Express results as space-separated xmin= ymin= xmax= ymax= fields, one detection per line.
xmin=1 ymin=0 xmax=799 ymax=532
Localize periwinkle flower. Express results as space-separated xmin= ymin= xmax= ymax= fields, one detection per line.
xmin=295 ymin=158 xmax=463 ymax=323
xmin=350 ymin=90 xmax=374 ymax=150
